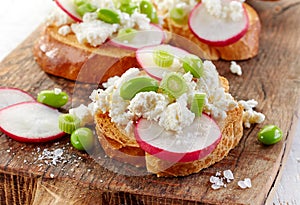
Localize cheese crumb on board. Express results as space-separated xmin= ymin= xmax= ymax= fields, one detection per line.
xmin=230 ymin=61 xmax=242 ymax=76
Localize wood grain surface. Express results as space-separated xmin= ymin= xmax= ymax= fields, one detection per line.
xmin=0 ymin=0 xmax=299 ymax=204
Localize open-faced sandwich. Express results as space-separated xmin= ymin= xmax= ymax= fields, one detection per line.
xmin=33 ymin=0 xmax=261 ymax=83
xmin=155 ymin=0 xmax=261 ymax=60
xmin=80 ymin=44 xmax=246 ymax=177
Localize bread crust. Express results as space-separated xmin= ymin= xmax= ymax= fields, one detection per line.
xmin=163 ymin=3 xmax=261 ymax=60
xmin=94 ymin=76 xmax=244 ymax=177
xmin=33 ymin=25 xmax=140 ymax=84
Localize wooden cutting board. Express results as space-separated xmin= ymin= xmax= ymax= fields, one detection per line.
xmin=0 ymin=0 xmax=299 ymax=204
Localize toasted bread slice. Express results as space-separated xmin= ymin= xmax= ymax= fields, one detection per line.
xmin=163 ymin=3 xmax=261 ymax=60
xmin=94 ymin=76 xmax=244 ymax=177
xmin=33 ymin=25 xmax=140 ymax=83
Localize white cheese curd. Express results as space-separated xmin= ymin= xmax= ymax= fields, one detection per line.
xmin=128 ymin=91 xmax=169 ymax=121
xmin=47 ymin=7 xmax=74 ymax=27
xmin=197 ymin=61 xmax=238 ymax=120
xmin=58 ymin=25 xmax=71 ymax=36
xmin=71 ymin=20 xmax=119 ymax=47
xmin=131 ymin=11 xmax=151 ymax=30
xmin=159 ymin=94 xmax=195 ymax=133
xmin=182 ymin=72 xmax=197 ymax=104
xmin=153 ymin=0 xmax=197 ymax=15
xmin=202 ymin=0 xmax=244 ymax=21
xmin=69 ymin=104 xmax=93 ymax=126
xmin=89 ymin=0 xmax=115 ymax=9
xmin=82 ymin=12 xmax=98 ymax=22
xmin=230 ymin=61 xmax=242 ymax=76
xmin=238 ymin=99 xmax=265 ymax=128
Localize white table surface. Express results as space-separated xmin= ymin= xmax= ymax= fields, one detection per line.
xmin=0 ymin=1 xmax=299 ymax=204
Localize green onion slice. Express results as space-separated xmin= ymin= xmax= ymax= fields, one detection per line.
xmin=170 ymin=7 xmax=188 ymax=25
xmin=153 ymin=50 xmax=174 ymax=68
xmin=160 ymin=73 xmax=188 ymax=99
xmin=182 ymin=54 xmax=204 ymax=78
xmin=58 ymin=114 xmax=80 ymax=134
xmin=190 ymin=93 xmax=206 ymax=116
xmin=97 ymin=8 xmax=121 ymax=24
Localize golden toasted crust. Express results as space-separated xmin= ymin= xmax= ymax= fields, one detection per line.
xmin=163 ymin=3 xmax=261 ymax=60
xmin=94 ymin=76 xmax=244 ymax=177
xmin=33 ymin=25 xmax=140 ymax=83
xmin=94 ymin=111 xmax=146 ymax=167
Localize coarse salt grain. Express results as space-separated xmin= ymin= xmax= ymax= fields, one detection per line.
xmin=238 ymin=178 xmax=252 ymax=189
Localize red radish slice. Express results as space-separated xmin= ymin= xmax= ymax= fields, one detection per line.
xmin=0 ymin=102 xmax=65 ymax=143
xmin=55 ymin=0 xmax=82 ymax=22
xmin=189 ymin=2 xmax=249 ymax=47
xmin=109 ymin=24 xmax=165 ymax=50
xmin=0 ymin=87 xmax=35 ymax=110
xmin=134 ymin=113 xmax=221 ymax=163
xmin=136 ymin=44 xmax=190 ymax=80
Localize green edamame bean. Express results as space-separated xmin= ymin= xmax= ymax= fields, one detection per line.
xmin=71 ymin=127 xmax=94 ymax=151
xmin=257 ymin=125 xmax=283 ymax=145
xmin=37 ymin=90 xmax=68 ymax=108
xmin=76 ymin=3 xmax=97 ymax=17
xmin=170 ymin=7 xmax=188 ymax=25
xmin=120 ymin=77 xmax=159 ymax=100
xmin=97 ymin=8 xmax=121 ymax=24
xmin=120 ymin=3 xmax=138 ymax=15
xmin=139 ymin=1 xmax=159 ymax=23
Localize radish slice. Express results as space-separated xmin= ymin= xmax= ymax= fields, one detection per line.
xmin=55 ymin=0 xmax=82 ymax=22
xmin=189 ymin=2 xmax=249 ymax=47
xmin=0 ymin=102 xmax=65 ymax=143
xmin=109 ymin=24 xmax=165 ymax=50
xmin=0 ymin=87 xmax=35 ymax=110
xmin=136 ymin=44 xmax=190 ymax=80
xmin=134 ymin=114 xmax=222 ymax=163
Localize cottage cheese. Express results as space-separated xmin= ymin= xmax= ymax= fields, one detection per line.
xmin=47 ymin=7 xmax=74 ymax=27
xmin=197 ymin=61 xmax=238 ymax=120
xmin=202 ymin=0 xmax=245 ymax=21
xmin=128 ymin=91 xmax=169 ymax=121
xmin=71 ymin=20 xmax=119 ymax=47
xmin=159 ymin=94 xmax=195 ymax=133
xmin=152 ymin=0 xmax=197 ymax=15
xmin=58 ymin=25 xmax=71 ymax=36
xmin=230 ymin=61 xmax=242 ymax=76
xmin=69 ymin=104 xmax=93 ymax=126
xmin=48 ymin=0 xmax=153 ymax=47
xmin=90 ymin=58 xmax=241 ymax=134
xmin=238 ymin=99 xmax=265 ymax=128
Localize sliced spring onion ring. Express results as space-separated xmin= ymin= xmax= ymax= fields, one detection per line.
xmin=58 ymin=114 xmax=80 ymax=134
xmin=190 ymin=93 xmax=206 ymax=116
xmin=153 ymin=50 xmax=174 ymax=68
xmin=159 ymin=73 xmax=188 ymax=99
xmin=182 ymin=54 xmax=204 ymax=78
xmin=170 ymin=7 xmax=188 ymax=25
